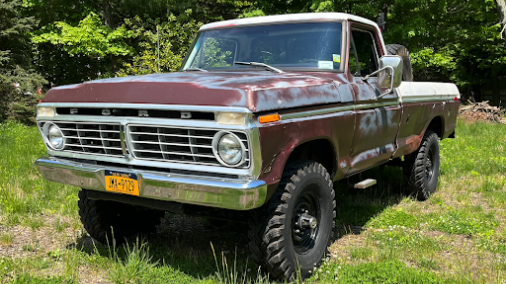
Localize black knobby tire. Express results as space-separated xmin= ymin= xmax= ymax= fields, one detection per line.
xmin=403 ymin=131 xmax=440 ymax=201
xmin=78 ymin=189 xmax=165 ymax=244
xmin=248 ymin=161 xmax=336 ymax=280
xmin=386 ymin=44 xmax=414 ymax=81
xmin=206 ymin=218 xmax=230 ymax=228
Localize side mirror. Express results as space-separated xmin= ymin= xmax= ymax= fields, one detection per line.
xmin=362 ymin=55 xmax=403 ymax=99
xmin=378 ymin=55 xmax=403 ymax=89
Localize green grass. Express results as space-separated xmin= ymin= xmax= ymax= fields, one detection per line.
xmin=311 ymin=260 xmax=455 ymax=283
xmin=0 ymin=121 xmax=79 ymax=226
xmin=1 ymin=119 xmax=506 ymax=283
xmin=0 ymin=232 xmax=14 ymax=246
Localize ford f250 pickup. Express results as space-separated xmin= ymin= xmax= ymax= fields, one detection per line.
xmin=35 ymin=12 xmax=460 ymax=280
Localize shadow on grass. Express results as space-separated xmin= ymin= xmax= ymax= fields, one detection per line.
xmin=335 ymin=165 xmax=411 ymax=235
xmin=66 ymin=165 xmax=410 ymax=282
xmin=71 ymin=215 xmax=253 ymax=281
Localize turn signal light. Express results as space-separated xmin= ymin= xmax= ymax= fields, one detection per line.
xmin=259 ymin=114 xmax=280 ymax=124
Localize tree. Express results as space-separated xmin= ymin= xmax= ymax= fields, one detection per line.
xmin=117 ymin=11 xmax=201 ymax=76
xmin=27 ymin=0 xmax=252 ymax=85
xmin=496 ymin=0 xmax=506 ymax=39
xmin=32 ymin=12 xmax=137 ymax=83
xmin=0 ymin=0 xmax=46 ymax=122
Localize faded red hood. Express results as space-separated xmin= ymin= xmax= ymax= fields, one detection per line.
xmin=43 ymin=71 xmax=342 ymax=113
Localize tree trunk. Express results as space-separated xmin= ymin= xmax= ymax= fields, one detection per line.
xmin=492 ymin=68 xmax=500 ymax=106
xmin=102 ymin=1 xmax=117 ymax=72
xmin=495 ymin=0 xmax=506 ymax=39
xmin=103 ymin=1 xmax=113 ymax=29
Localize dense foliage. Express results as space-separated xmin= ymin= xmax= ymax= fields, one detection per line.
xmin=0 ymin=0 xmax=45 ymax=122
xmin=0 ymin=0 xmax=505 ymax=122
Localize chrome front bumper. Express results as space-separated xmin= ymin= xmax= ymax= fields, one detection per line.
xmin=36 ymin=157 xmax=267 ymax=210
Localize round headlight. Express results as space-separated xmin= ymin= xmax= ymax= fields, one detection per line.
xmin=213 ymin=132 xmax=245 ymax=166
xmin=47 ymin=124 xmax=64 ymax=150
xmin=219 ymin=134 xmax=243 ymax=165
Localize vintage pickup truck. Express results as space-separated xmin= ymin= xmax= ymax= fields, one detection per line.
xmin=35 ymin=12 xmax=460 ymax=280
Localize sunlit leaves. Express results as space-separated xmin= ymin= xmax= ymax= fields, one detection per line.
xmin=117 ymin=11 xmax=201 ymax=76
xmin=32 ymin=12 xmax=135 ymax=58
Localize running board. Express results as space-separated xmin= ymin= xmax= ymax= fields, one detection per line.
xmin=354 ymin=179 xmax=377 ymax=189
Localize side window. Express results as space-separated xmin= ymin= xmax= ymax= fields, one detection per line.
xmin=349 ymin=29 xmax=379 ymax=77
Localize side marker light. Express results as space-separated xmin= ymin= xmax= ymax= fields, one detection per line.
xmin=259 ymin=114 xmax=280 ymax=124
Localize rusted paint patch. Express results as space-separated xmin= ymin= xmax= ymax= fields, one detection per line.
xmin=396 ymin=133 xmax=423 ymax=155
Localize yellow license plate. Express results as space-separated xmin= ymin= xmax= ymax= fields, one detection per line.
xmin=105 ymin=170 xmax=139 ymax=196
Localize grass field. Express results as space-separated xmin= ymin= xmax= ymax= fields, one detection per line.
xmin=0 ymin=119 xmax=505 ymax=283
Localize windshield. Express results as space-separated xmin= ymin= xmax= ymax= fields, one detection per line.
xmin=182 ymin=22 xmax=343 ymax=72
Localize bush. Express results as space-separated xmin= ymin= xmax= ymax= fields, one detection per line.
xmin=0 ymin=83 xmax=16 ymax=121
xmin=0 ymin=83 xmax=43 ymax=124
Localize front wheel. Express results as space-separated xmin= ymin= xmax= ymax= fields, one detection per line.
xmin=78 ymin=189 xmax=165 ymax=244
xmin=248 ymin=161 xmax=336 ymax=280
xmin=403 ymin=131 xmax=440 ymax=200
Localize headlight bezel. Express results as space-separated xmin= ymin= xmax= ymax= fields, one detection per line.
xmin=212 ymin=131 xmax=247 ymax=167
xmin=42 ymin=122 xmax=65 ymax=150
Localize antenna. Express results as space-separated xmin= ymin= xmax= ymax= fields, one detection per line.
xmin=157 ymin=25 xmax=160 ymax=73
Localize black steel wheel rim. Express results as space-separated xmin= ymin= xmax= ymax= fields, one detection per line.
xmin=292 ymin=185 xmax=320 ymax=255
xmin=426 ymin=146 xmax=435 ymax=182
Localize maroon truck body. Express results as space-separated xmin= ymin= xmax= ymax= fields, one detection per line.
xmin=35 ymin=12 xmax=460 ymax=280
xmin=41 ymin=70 xmax=459 ymax=197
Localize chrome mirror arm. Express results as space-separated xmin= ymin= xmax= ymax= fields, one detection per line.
xmin=361 ymin=66 xmax=396 ymax=100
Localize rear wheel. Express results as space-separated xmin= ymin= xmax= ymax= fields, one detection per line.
xmin=78 ymin=189 xmax=165 ymax=244
xmin=248 ymin=161 xmax=336 ymax=280
xmin=386 ymin=44 xmax=413 ymax=81
xmin=403 ymin=131 xmax=440 ymax=200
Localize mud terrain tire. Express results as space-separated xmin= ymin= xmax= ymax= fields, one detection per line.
xmin=403 ymin=131 xmax=440 ymax=201
xmin=386 ymin=44 xmax=413 ymax=81
xmin=248 ymin=161 xmax=336 ymax=280
xmin=78 ymin=189 xmax=165 ymax=244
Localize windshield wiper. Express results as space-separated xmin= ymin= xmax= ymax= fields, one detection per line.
xmin=234 ymin=62 xmax=284 ymax=74
xmin=184 ymin=67 xmax=208 ymax=72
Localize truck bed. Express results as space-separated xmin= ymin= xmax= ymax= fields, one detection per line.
xmin=397 ymin=82 xmax=461 ymax=102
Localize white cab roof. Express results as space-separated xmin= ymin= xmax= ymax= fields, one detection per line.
xmin=200 ymin=12 xmax=379 ymax=31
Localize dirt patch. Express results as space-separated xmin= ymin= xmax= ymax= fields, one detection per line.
xmin=422 ymin=230 xmax=446 ymax=238
xmin=0 ymin=214 xmax=111 ymax=284
xmin=0 ymin=215 xmax=80 ymax=259
xmin=420 ymin=230 xmax=498 ymax=282
xmin=328 ymin=233 xmax=366 ymax=260
xmin=459 ymin=101 xmax=506 ymax=124
xmin=78 ymin=265 xmax=110 ymax=284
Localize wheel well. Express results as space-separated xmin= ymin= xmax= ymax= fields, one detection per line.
xmin=286 ymin=139 xmax=336 ymax=177
xmin=426 ymin=116 xmax=444 ymax=138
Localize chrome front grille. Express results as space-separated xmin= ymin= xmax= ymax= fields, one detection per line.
xmin=39 ymin=121 xmax=251 ymax=168
xmin=127 ymin=124 xmax=250 ymax=168
xmin=40 ymin=122 xmax=124 ymax=157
